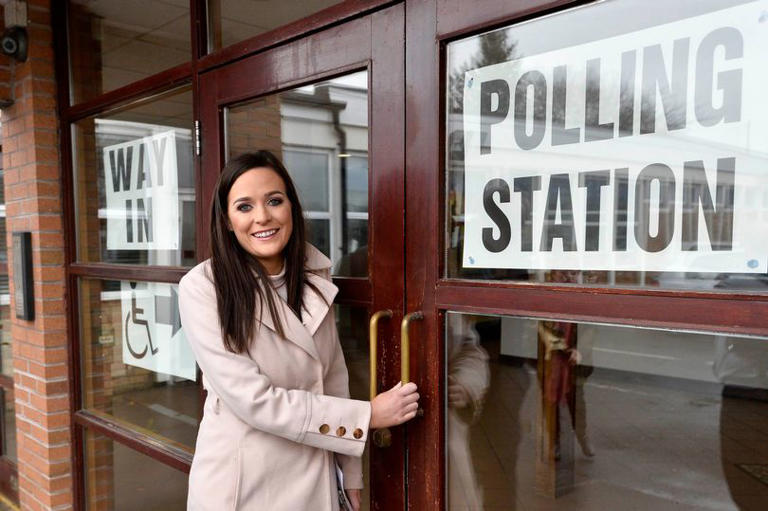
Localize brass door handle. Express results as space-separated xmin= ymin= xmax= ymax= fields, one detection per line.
xmin=369 ymin=309 xmax=393 ymax=448
xmin=400 ymin=311 xmax=423 ymax=383
xmin=369 ymin=309 xmax=393 ymax=401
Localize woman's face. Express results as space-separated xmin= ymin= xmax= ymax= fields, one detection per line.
xmin=227 ymin=167 xmax=293 ymax=274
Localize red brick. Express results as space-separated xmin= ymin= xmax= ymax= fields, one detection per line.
xmin=29 ymin=393 xmax=69 ymax=414
xmin=37 ymin=378 xmax=69 ymax=396
xmin=41 ymin=412 xmax=70 ymax=430
xmin=33 ymin=265 xmax=65 ymax=283
xmin=32 ymin=144 xmax=59 ymax=164
xmin=36 ymin=298 xmax=66 ymax=315
xmin=35 ymin=281 xmax=66 ymax=300
xmin=3 ymin=168 xmax=20 ymax=185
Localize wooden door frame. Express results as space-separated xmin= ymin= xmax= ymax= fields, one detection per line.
xmin=403 ymin=0 xmax=768 ymax=508
xmin=198 ymin=5 xmax=407 ymax=509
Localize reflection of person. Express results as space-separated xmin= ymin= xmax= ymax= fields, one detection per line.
xmin=538 ymin=321 xmax=593 ymax=458
xmin=179 ymin=151 xmax=419 ymax=510
xmin=447 ymin=314 xmax=490 ymax=509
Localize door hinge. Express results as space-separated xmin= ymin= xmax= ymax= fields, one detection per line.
xmin=194 ymin=120 xmax=201 ymax=156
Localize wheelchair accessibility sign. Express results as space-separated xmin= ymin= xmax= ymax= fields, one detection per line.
xmin=120 ymin=281 xmax=196 ymax=381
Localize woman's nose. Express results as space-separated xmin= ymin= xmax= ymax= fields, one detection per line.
xmin=252 ymin=204 xmax=271 ymax=224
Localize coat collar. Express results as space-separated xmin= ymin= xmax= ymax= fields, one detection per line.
xmin=257 ymin=244 xmax=338 ymax=360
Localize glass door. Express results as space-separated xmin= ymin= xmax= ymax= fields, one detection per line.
xmin=405 ymin=0 xmax=768 ymax=509
xmin=198 ymin=5 xmax=407 ymax=509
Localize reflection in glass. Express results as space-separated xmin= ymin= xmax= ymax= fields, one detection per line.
xmin=444 ymin=0 xmax=768 ymax=291
xmin=206 ymin=0 xmax=342 ymax=53
xmin=68 ymin=1 xmax=191 ymax=104
xmin=336 ymin=305 xmax=370 ymax=510
xmin=84 ymin=430 xmax=187 ymax=510
xmin=0 ymin=216 xmax=11 ymax=378
xmin=72 ymin=86 xmax=196 ymax=267
xmin=1 ymin=388 xmax=15 ymax=464
xmin=225 ymin=72 xmax=369 ymax=277
xmin=446 ymin=311 xmax=768 ymax=509
xmin=79 ymin=279 xmax=199 ymax=449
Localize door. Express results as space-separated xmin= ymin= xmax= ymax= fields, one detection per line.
xmin=198 ymin=5 xmax=408 ymax=509
xmin=405 ymin=0 xmax=768 ymax=510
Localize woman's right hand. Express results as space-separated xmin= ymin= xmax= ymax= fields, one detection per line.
xmin=370 ymin=382 xmax=419 ymax=428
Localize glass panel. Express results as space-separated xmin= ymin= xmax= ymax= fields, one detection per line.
xmin=445 ymin=311 xmax=768 ymax=510
xmin=0 ymin=221 xmax=11 ymax=378
xmin=79 ymin=278 xmax=199 ymax=449
xmin=335 ymin=304 xmax=370 ymax=510
xmin=306 ymin=218 xmax=331 ymax=259
xmin=284 ymin=150 xmax=330 ymax=211
xmin=206 ymin=0 xmax=342 ymax=53
xmin=346 ymin=155 xmax=369 ymax=213
xmin=68 ymin=1 xmax=192 ymax=105
xmin=84 ymin=430 xmax=187 ymax=510
xmin=224 ymin=71 xmax=369 ymax=277
xmin=1 ymin=388 xmax=16 ymax=463
xmin=72 ymin=86 xmax=196 ymax=266
xmin=445 ymin=0 xmax=768 ymax=291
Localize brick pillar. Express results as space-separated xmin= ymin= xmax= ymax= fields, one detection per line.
xmin=1 ymin=1 xmax=73 ymax=509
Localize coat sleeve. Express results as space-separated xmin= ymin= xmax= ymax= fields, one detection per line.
xmin=179 ymin=267 xmax=371 ymax=458
xmin=322 ymin=307 xmax=367 ymax=489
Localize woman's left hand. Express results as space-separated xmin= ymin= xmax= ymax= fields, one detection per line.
xmin=347 ymin=489 xmax=361 ymax=511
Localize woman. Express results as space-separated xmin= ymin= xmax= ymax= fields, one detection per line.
xmin=179 ymin=151 xmax=419 ymax=510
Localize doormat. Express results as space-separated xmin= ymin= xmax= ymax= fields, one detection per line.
xmin=737 ymin=464 xmax=768 ymax=486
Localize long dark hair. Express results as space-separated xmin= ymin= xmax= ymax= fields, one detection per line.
xmin=210 ymin=150 xmax=317 ymax=354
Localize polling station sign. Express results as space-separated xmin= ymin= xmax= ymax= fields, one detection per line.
xmin=104 ymin=131 xmax=180 ymax=250
xmin=120 ymin=281 xmax=196 ymax=381
xmin=462 ymin=1 xmax=768 ymax=273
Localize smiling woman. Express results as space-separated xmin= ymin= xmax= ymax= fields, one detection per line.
xmin=178 ymin=150 xmax=419 ymax=510
xmin=227 ymin=167 xmax=294 ymax=274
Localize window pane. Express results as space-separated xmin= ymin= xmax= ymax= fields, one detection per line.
xmin=72 ymin=86 xmax=196 ymax=266
xmin=346 ymin=156 xmax=368 ymax=213
xmin=224 ymin=71 xmax=369 ymax=277
xmin=284 ymin=151 xmax=330 ymax=211
xmin=206 ymin=0 xmax=342 ymax=53
xmin=445 ymin=0 xmax=768 ymax=291
xmin=1 ymin=388 xmax=16 ymax=464
xmin=79 ymin=278 xmax=199 ymax=449
xmin=306 ymin=219 xmax=330 ymax=260
xmin=0 ymin=217 xmax=10 ymax=379
xmin=68 ymin=1 xmax=192 ymax=105
xmin=84 ymin=430 xmax=187 ymax=510
xmin=445 ymin=311 xmax=768 ymax=509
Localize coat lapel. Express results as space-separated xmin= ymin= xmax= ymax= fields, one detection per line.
xmin=256 ymin=244 xmax=337 ymax=361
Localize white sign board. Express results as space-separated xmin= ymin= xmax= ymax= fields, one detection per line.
xmin=104 ymin=131 xmax=180 ymax=250
xmin=462 ymin=2 xmax=768 ymax=272
xmin=120 ymin=281 xmax=196 ymax=381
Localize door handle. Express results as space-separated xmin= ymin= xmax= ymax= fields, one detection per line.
xmin=369 ymin=309 xmax=393 ymax=401
xmin=401 ymin=311 xmax=424 ymax=418
xmin=369 ymin=309 xmax=394 ymax=448
xmin=400 ymin=311 xmax=423 ymax=383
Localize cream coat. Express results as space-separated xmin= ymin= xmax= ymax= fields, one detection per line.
xmin=179 ymin=245 xmax=371 ymax=511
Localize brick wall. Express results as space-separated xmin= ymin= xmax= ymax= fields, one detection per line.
xmin=1 ymin=1 xmax=73 ymax=510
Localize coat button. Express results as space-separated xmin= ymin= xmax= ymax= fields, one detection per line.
xmin=353 ymin=428 xmax=363 ymax=439
xmin=336 ymin=426 xmax=346 ymax=437
xmin=319 ymin=424 xmax=330 ymax=434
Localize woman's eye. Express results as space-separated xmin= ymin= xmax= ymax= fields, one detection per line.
xmin=267 ymin=197 xmax=283 ymax=206
xmin=236 ymin=204 xmax=252 ymax=212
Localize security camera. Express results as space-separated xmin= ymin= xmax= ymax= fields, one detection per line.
xmin=1 ymin=26 xmax=27 ymax=62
